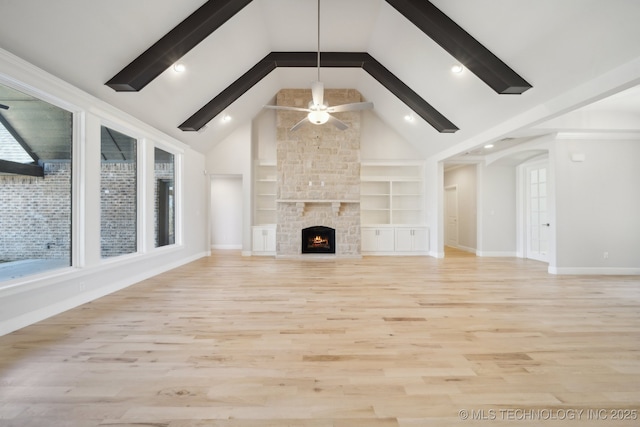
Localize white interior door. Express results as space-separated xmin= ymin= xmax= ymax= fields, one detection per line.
xmin=526 ymin=164 xmax=549 ymax=262
xmin=445 ymin=186 xmax=459 ymax=248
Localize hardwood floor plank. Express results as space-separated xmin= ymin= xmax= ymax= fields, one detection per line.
xmin=1 ymin=251 xmax=639 ymax=426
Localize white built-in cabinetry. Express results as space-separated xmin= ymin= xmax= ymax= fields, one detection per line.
xmin=253 ymin=163 xmax=277 ymax=254
xmin=360 ymin=162 xmax=429 ymax=255
xmin=252 ymin=225 xmax=276 ymax=254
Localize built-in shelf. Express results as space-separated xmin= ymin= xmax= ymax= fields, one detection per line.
xmin=254 ymin=163 xmax=277 ymax=225
xmin=360 ymin=162 xmax=425 ymax=226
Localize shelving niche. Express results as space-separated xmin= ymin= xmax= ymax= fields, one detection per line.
xmin=254 ymin=163 xmax=277 ymax=226
xmin=360 ymin=162 xmax=425 ymax=226
xmin=360 ymin=162 xmax=428 ymax=255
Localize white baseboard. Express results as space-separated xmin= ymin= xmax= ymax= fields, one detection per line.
xmin=211 ymin=244 xmax=242 ymax=250
xmin=476 ymin=251 xmax=518 ymax=257
xmin=549 ymin=266 xmax=640 ymax=275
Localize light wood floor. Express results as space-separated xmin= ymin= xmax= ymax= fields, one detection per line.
xmin=1 ymin=250 xmax=639 ymax=426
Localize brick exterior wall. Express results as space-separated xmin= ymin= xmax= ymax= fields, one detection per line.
xmin=0 ymin=162 xmax=140 ymax=262
xmin=275 ymin=88 xmax=362 ymax=257
xmin=0 ymin=163 xmax=71 ymax=262
xmin=101 ymin=162 xmax=137 ymax=258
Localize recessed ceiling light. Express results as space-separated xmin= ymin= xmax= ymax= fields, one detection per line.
xmin=173 ymin=63 xmax=186 ymax=73
xmin=404 ymin=114 xmax=414 ymax=122
xmin=222 ymin=114 xmax=232 ymax=123
xmin=451 ymin=64 xmax=464 ymax=74
xmin=484 ymin=144 xmax=494 ymax=149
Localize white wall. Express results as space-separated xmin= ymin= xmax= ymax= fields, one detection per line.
xmin=0 ymin=49 xmax=209 ymax=335
xmin=210 ymin=176 xmax=243 ymax=249
xmin=444 ymin=165 xmax=477 ymax=252
xmin=553 ymin=136 xmax=640 ymax=274
xmin=360 ymin=111 xmax=422 ymax=160
xmin=477 ymin=162 xmax=517 ymax=256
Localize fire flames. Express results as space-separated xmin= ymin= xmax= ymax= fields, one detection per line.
xmin=310 ymin=235 xmax=329 ymax=248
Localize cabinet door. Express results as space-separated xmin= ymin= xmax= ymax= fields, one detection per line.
xmin=395 ymin=227 xmax=429 ymax=252
xmin=412 ymin=228 xmax=429 ymax=252
xmin=361 ymin=228 xmax=379 ymax=252
xmin=252 ymin=226 xmax=276 ymax=253
xmin=264 ymin=227 xmax=276 ymax=252
xmin=394 ymin=228 xmax=413 ymax=252
xmin=377 ymin=228 xmax=395 ymax=252
xmin=252 ymin=227 xmax=265 ymax=252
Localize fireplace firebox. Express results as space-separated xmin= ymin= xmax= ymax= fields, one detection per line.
xmin=301 ymin=226 xmax=336 ymax=254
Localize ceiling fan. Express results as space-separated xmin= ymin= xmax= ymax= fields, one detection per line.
xmin=263 ymin=0 xmax=373 ymax=131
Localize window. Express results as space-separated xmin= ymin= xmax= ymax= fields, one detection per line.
xmin=100 ymin=126 xmax=137 ymax=258
xmin=0 ymin=83 xmax=73 ymax=281
xmin=154 ymin=147 xmax=175 ymax=247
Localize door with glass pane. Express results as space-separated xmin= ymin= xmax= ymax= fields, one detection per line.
xmin=526 ymin=163 xmax=549 ymax=262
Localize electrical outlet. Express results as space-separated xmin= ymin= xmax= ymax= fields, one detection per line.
xmin=603 ymin=251 xmax=609 ymax=259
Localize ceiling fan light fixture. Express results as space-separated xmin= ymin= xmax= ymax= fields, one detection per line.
xmin=308 ymin=110 xmax=330 ymax=125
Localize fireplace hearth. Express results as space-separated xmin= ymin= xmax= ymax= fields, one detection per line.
xmin=301 ymin=226 xmax=336 ymax=254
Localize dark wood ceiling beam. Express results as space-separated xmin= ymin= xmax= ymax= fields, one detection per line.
xmin=105 ymin=0 xmax=254 ymax=92
xmin=385 ymin=0 xmax=532 ymax=94
xmin=0 ymin=159 xmax=44 ymax=177
xmin=363 ymin=57 xmax=458 ymax=133
xmin=179 ymin=54 xmax=276 ymax=132
xmin=179 ymin=52 xmax=458 ymax=133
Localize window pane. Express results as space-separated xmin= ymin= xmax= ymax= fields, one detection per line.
xmin=0 ymin=83 xmax=72 ymax=281
xmin=154 ymin=147 xmax=175 ymax=247
xmin=100 ymin=126 xmax=137 ymax=258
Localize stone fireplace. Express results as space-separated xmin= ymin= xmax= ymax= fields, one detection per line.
xmin=275 ymin=88 xmax=362 ymax=257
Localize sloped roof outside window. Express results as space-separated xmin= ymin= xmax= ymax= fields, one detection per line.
xmin=0 ymin=123 xmax=34 ymax=163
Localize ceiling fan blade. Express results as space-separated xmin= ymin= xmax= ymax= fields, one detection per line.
xmin=327 ymin=115 xmax=348 ymax=131
xmin=264 ymin=105 xmax=310 ymax=113
xmin=0 ymin=103 xmax=9 ymax=110
xmin=327 ymin=102 xmax=374 ymax=113
xmin=311 ymin=81 xmax=324 ymax=107
xmin=290 ymin=117 xmax=309 ymax=131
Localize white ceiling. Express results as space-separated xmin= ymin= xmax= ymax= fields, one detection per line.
xmin=0 ymin=0 xmax=639 ymax=159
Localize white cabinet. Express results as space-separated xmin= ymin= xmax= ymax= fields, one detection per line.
xmin=362 ymin=226 xmax=429 ymax=255
xmin=395 ymin=227 xmax=429 ymax=254
xmin=361 ymin=227 xmax=395 ymax=253
xmin=360 ymin=162 xmax=428 ymax=256
xmin=252 ymin=225 xmax=276 ymax=255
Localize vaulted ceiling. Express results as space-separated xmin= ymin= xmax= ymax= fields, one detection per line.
xmin=0 ymin=0 xmax=639 ymax=160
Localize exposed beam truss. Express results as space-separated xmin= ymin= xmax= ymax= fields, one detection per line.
xmin=179 ymin=52 xmax=459 ymax=133
xmin=105 ymin=0 xmax=531 ymax=134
